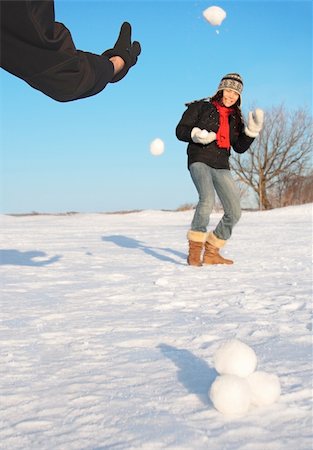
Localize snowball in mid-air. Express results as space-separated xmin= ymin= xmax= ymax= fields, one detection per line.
xmin=247 ymin=371 xmax=281 ymax=407
xmin=203 ymin=6 xmax=226 ymax=26
xmin=150 ymin=138 xmax=164 ymax=156
xmin=209 ymin=375 xmax=251 ymax=416
xmin=213 ymin=339 xmax=257 ymax=377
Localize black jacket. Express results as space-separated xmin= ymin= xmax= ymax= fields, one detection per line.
xmin=0 ymin=1 xmax=114 ymax=102
xmin=176 ymin=99 xmax=254 ymax=170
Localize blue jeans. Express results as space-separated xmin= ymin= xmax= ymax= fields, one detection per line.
xmin=189 ymin=162 xmax=241 ymax=240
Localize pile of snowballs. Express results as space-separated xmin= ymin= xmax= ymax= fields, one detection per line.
xmin=209 ymin=339 xmax=281 ymax=416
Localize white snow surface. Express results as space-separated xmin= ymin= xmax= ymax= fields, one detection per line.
xmin=0 ymin=204 xmax=312 ymax=450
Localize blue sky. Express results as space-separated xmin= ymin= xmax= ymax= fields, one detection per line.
xmin=0 ymin=0 xmax=312 ymax=213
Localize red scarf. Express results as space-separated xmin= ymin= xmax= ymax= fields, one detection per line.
xmin=213 ymin=101 xmax=233 ymax=150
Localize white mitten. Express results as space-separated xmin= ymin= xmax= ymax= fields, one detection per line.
xmin=191 ymin=127 xmax=217 ymax=145
xmin=245 ymin=108 xmax=264 ymax=138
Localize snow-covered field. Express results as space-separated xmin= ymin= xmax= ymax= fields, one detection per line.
xmin=0 ymin=204 xmax=312 ymax=450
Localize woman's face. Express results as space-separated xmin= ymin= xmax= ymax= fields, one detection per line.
xmin=222 ymin=89 xmax=239 ymax=107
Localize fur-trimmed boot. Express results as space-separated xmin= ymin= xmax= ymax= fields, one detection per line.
xmin=203 ymin=231 xmax=233 ymax=265
xmin=187 ymin=230 xmax=207 ymax=266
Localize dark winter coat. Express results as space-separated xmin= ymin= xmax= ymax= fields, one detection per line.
xmin=176 ymin=99 xmax=255 ymax=170
xmin=0 ymin=1 xmax=114 ymax=102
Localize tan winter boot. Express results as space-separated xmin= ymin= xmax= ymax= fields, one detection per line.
xmin=203 ymin=231 xmax=233 ymax=265
xmin=187 ymin=230 xmax=207 ymax=266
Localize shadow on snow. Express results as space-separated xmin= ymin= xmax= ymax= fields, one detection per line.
xmin=102 ymin=235 xmax=186 ymax=265
xmin=0 ymin=249 xmax=62 ymax=266
xmin=158 ymin=343 xmax=218 ymax=405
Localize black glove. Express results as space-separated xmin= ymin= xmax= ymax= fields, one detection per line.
xmin=102 ymin=22 xmax=141 ymax=82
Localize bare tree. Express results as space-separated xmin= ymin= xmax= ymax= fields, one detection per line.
xmin=270 ymin=172 xmax=313 ymax=207
xmin=231 ymin=105 xmax=313 ymax=210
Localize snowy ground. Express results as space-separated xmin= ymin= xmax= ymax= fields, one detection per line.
xmin=0 ymin=204 xmax=312 ymax=450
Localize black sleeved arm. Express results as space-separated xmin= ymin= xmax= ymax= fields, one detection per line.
xmin=232 ymin=123 xmax=255 ymax=154
xmin=175 ymin=102 xmax=201 ymax=142
xmin=0 ymin=1 xmax=115 ymax=102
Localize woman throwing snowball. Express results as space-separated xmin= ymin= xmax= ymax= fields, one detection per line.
xmin=176 ymin=73 xmax=263 ymax=266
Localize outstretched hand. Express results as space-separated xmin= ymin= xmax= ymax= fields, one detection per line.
xmin=245 ymin=108 xmax=264 ymax=138
xmin=103 ymin=22 xmax=141 ymax=82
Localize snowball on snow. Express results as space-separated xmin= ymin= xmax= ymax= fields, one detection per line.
xmin=213 ymin=339 xmax=257 ymax=377
xmin=247 ymin=371 xmax=281 ymax=407
xmin=203 ymin=6 xmax=226 ymax=26
xmin=209 ymin=374 xmax=251 ymax=416
xmin=150 ymin=138 xmax=165 ymax=156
